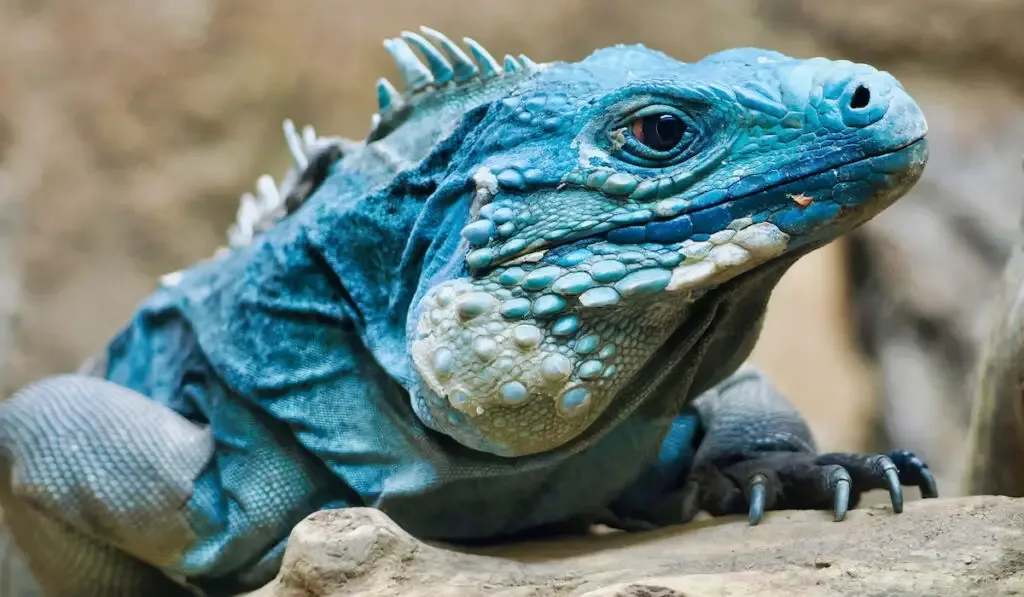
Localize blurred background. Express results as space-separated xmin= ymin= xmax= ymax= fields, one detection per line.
xmin=1 ymin=0 xmax=1023 ymax=496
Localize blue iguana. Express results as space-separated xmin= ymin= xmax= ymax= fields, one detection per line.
xmin=0 ymin=27 xmax=937 ymax=597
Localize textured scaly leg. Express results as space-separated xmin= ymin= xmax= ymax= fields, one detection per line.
xmin=611 ymin=367 xmax=938 ymax=528
xmin=0 ymin=375 xmax=211 ymax=596
xmin=688 ymin=367 xmax=937 ymax=524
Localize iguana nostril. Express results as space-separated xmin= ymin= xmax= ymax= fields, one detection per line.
xmin=850 ymin=84 xmax=871 ymax=109
xmin=837 ymin=77 xmax=891 ymax=127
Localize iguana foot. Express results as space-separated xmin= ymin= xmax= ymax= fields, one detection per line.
xmin=684 ymin=448 xmax=938 ymax=526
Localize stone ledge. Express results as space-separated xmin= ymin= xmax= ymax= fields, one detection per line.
xmin=246 ymin=495 xmax=1024 ymax=596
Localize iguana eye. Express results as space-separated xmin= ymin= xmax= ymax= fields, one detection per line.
xmin=631 ymin=113 xmax=687 ymax=151
xmin=614 ymin=105 xmax=700 ymax=166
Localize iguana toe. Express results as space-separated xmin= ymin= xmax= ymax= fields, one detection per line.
xmin=746 ymin=465 xmax=850 ymax=525
xmin=885 ymin=449 xmax=940 ymax=499
xmin=813 ymin=452 xmax=905 ymax=516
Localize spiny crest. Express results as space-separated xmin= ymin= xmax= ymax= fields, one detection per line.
xmin=163 ymin=28 xmax=540 ymax=287
xmin=226 ymin=120 xmax=354 ymax=249
xmin=162 ymin=119 xmax=354 ymax=288
xmin=371 ymin=26 xmax=541 ymax=137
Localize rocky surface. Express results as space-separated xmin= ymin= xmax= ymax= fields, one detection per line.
xmin=245 ymin=496 xmax=1024 ymax=597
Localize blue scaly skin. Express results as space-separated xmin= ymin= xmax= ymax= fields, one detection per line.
xmin=0 ymin=28 xmax=938 ymax=597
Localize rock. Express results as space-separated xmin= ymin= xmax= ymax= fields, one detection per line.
xmin=968 ymin=227 xmax=1024 ymax=497
xmin=246 ymin=496 xmax=1024 ymax=597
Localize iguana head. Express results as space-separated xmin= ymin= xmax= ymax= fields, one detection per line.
xmin=383 ymin=30 xmax=930 ymax=457
xmin=248 ymin=29 xmax=927 ymax=458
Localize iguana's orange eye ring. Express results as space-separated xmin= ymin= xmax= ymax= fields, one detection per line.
xmin=631 ymin=113 xmax=687 ymax=152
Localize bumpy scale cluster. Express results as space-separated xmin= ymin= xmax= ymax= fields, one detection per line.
xmin=411 ymin=198 xmax=790 ymax=455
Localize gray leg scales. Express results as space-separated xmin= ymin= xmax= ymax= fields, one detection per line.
xmin=0 ymin=375 xmax=212 ymax=596
xmin=0 ymin=499 xmax=192 ymax=597
xmin=680 ymin=367 xmax=938 ymax=525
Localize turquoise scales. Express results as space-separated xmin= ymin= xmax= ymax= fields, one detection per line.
xmin=1 ymin=26 xmax=938 ymax=597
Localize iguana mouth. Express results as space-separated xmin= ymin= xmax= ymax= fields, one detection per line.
xmin=712 ymin=136 xmax=927 ymax=210
xmin=483 ymin=135 xmax=928 ymax=274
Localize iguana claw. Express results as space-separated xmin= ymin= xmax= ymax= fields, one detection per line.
xmin=886 ymin=449 xmax=940 ymax=499
xmin=747 ymin=473 xmax=767 ymax=525
xmin=678 ymin=448 xmax=938 ymax=527
xmin=747 ymin=464 xmax=852 ymax=525
xmin=831 ymin=471 xmax=852 ymax=522
xmin=811 ymin=450 xmax=940 ymax=518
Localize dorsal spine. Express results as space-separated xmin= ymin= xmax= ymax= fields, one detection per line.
xmin=370 ymin=26 xmax=541 ymax=140
xmin=175 ymin=27 xmax=541 ymax=282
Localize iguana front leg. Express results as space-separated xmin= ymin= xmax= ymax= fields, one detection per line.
xmin=0 ymin=376 xmax=209 ymax=596
xmin=0 ymin=374 xmax=334 ymax=597
xmin=610 ymin=366 xmax=938 ymax=528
